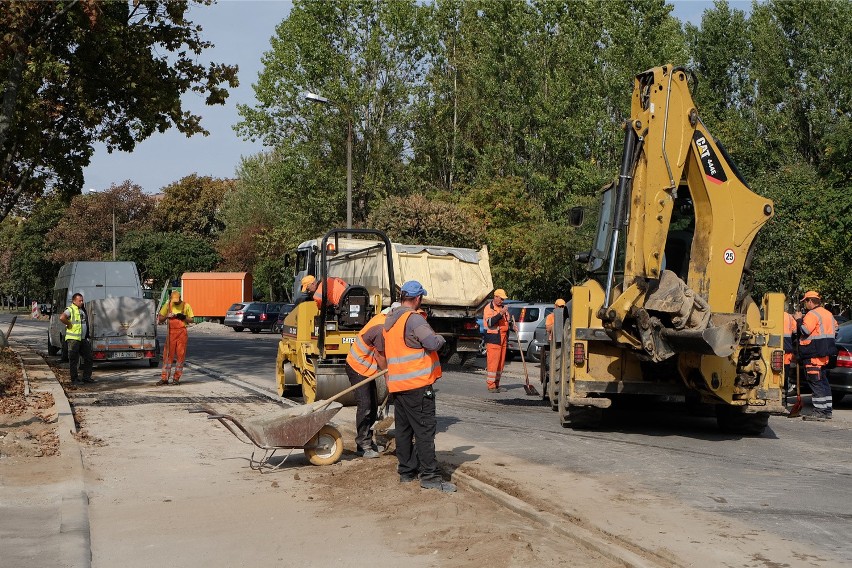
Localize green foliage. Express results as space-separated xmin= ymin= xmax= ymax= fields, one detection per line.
xmin=0 ymin=0 xmax=238 ymax=221
xmin=154 ymin=175 xmax=235 ymax=239
xmin=366 ymin=193 xmax=484 ymax=248
xmin=45 ymin=182 xmax=154 ymax=263
xmin=117 ymin=231 xmax=221 ymax=294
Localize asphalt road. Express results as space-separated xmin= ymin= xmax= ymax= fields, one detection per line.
xmin=6 ymin=315 xmax=852 ymax=563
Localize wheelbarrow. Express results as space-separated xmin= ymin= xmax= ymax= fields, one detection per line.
xmin=189 ymin=370 xmax=387 ymax=470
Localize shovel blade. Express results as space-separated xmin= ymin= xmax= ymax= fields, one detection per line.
xmin=523 ymin=384 xmax=540 ymax=396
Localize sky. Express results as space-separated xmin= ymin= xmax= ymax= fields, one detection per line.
xmin=81 ymin=0 xmax=751 ymax=195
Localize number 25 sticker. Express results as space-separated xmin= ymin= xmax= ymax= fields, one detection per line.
xmin=723 ymin=248 xmax=735 ymax=265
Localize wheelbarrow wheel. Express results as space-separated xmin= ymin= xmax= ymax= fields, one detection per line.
xmin=305 ymin=425 xmax=343 ymax=466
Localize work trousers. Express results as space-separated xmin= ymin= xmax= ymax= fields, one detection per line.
xmin=803 ymin=359 xmax=833 ymax=416
xmin=67 ymin=339 xmax=93 ymax=383
xmin=393 ymin=384 xmax=439 ymax=483
xmin=485 ymin=339 xmax=507 ymax=389
xmin=345 ymin=363 xmax=378 ymax=451
xmin=162 ymin=320 xmax=188 ymax=381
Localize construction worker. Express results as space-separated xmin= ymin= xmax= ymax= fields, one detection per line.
xmin=794 ymin=291 xmax=838 ymax=421
xmin=483 ymin=289 xmax=513 ymax=393
xmin=59 ymin=293 xmax=94 ymax=384
xmin=344 ymin=301 xmax=399 ymax=458
xmin=545 ymin=298 xmax=567 ymax=341
xmin=296 ymin=274 xmax=348 ymax=309
xmin=379 ymin=280 xmax=455 ymax=493
xmin=157 ymin=290 xmax=194 ymax=385
xmin=783 ymin=310 xmax=797 ymax=396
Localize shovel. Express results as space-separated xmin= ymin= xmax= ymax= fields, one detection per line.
xmin=512 ymin=316 xmax=539 ymax=396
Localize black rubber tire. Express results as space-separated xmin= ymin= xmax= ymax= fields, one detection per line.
xmin=715 ymin=406 xmax=769 ymax=436
xmin=526 ymin=344 xmax=540 ymax=363
xmin=233 ymin=326 xmax=244 ymax=332
xmin=60 ymin=337 xmax=68 ymax=362
xmin=149 ymin=358 xmax=159 ymax=368
xmin=47 ymin=332 xmax=59 ymax=356
xmin=250 ymin=328 xmax=260 ymax=334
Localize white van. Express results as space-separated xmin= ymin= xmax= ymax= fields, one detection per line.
xmin=47 ymin=261 xmax=145 ymax=357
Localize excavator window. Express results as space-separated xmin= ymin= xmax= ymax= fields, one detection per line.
xmin=588 ymin=182 xmax=617 ymax=273
xmin=663 ymin=191 xmax=695 ymax=282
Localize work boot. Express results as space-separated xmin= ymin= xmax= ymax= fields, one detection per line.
xmin=420 ymin=479 xmax=457 ymax=493
xmin=155 ymin=379 xmax=169 ymax=386
xmin=803 ymin=412 xmax=831 ymax=422
xmin=82 ymin=377 xmax=95 ymax=383
xmin=360 ymin=448 xmax=380 ymax=459
xmin=399 ymin=474 xmax=418 ymax=483
xmin=487 ymin=387 xmax=503 ymax=393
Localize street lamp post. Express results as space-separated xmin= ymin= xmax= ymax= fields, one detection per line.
xmin=304 ymin=92 xmax=352 ymax=230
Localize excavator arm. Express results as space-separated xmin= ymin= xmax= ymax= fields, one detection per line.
xmin=596 ymin=65 xmax=774 ymax=362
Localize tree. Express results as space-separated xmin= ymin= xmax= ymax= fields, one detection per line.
xmin=0 ymin=0 xmax=238 ymax=221
xmin=366 ymin=193 xmax=484 ymax=248
xmin=235 ymin=0 xmax=431 ymax=224
xmin=117 ymin=230 xmax=221 ymax=293
xmin=44 ymin=181 xmax=155 ymax=262
xmin=154 ymin=174 xmax=235 ymax=239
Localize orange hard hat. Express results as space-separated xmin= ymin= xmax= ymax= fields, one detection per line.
xmin=555 ymin=298 xmax=566 ymax=307
xmin=300 ymin=274 xmax=316 ymax=291
xmin=493 ymin=289 xmax=508 ymax=299
xmin=801 ymin=290 xmax=821 ymax=301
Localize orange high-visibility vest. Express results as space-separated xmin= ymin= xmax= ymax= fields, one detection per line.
xmin=383 ymin=311 xmax=441 ymax=393
xmin=783 ymin=312 xmax=796 ymax=365
xmin=798 ymin=306 xmax=838 ymax=360
xmin=346 ymin=312 xmax=386 ymax=376
xmin=313 ymin=277 xmax=348 ymax=308
xmin=483 ymin=302 xmax=509 ymax=345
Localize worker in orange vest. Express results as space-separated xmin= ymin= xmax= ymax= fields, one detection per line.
xmin=344 ymin=301 xmax=399 ymax=458
xmin=783 ymin=310 xmax=797 ymax=396
xmin=794 ymin=291 xmax=838 ymax=421
xmin=298 ymin=274 xmax=349 ymax=309
xmin=379 ymin=280 xmax=455 ymax=493
xmin=545 ymin=298 xmax=567 ymax=341
xmin=157 ymin=290 xmax=194 ymax=385
xmin=483 ymin=289 xmax=514 ymax=393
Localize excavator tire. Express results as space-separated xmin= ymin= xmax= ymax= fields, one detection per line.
xmin=715 ymin=405 xmax=769 ymax=436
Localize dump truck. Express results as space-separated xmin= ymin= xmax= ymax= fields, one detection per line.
xmin=289 ymin=236 xmax=492 ymax=363
xmin=276 ymin=229 xmax=397 ymax=403
xmin=544 ymin=65 xmax=786 ymax=435
xmin=180 ymin=272 xmax=253 ymax=322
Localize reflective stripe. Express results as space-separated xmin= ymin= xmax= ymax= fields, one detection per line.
xmin=387 ymin=351 xmax=425 ymax=365
xmin=483 ymin=302 xmax=509 ymax=335
xmin=346 ymin=313 xmax=385 ymax=376
xmin=387 ymin=360 xmax=441 ymax=382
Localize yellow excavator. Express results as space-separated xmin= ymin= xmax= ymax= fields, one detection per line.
xmin=546 ymin=65 xmax=786 ymax=434
xmin=275 ymin=229 xmax=396 ymax=404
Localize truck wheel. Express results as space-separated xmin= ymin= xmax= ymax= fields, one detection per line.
xmin=305 ymin=425 xmax=344 ymax=466
xmin=560 ymin=404 xmax=603 ymax=429
xmin=47 ymin=332 xmax=59 ymax=356
xmin=526 ymin=344 xmax=539 ymax=363
xmin=233 ymin=326 xmax=244 ymax=332
xmin=250 ymin=328 xmax=260 ymax=334
xmin=60 ymin=338 xmax=68 ymax=363
xmin=715 ymin=406 xmax=769 ymax=436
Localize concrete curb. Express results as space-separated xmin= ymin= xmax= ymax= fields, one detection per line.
xmin=10 ymin=340 xmax=92 ymax=568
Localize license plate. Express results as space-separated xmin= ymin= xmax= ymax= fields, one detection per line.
xmin=111 ymin=351 xmax=141 ymax=359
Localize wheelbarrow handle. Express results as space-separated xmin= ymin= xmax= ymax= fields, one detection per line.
xmin=315 ymin=369 xmax=388 ymax=411
xmin=206 ymin=414 xmax=227 ymax=420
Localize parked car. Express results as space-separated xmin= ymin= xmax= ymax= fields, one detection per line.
xmin=507 ymin=303 xmax=553 ymax=361
xmin=225 ymin=302 xmax=287 ymax=333
xmin=272 ymin=303 xmax=296 ymax=333
xmin=38 ymin=303 xmax=52 ymax=317
xmin=529 ymin=318 xmax=549 ymax=363
xmin=828 ymin=323 xmax=852 ymax=403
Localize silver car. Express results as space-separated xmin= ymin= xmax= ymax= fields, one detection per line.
xmin=507 ymin=303 xmax=553 ymax=361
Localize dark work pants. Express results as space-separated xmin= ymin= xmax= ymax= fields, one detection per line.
xmin=803 ymin=359 xmax=833 ymax=416
xmin=67 ymin=339 xmax=93 ymax=383
xmin=345 ymin=363 xmax=378 ymax=451
xmin=393 ymin=384 xmax=439 ymax=482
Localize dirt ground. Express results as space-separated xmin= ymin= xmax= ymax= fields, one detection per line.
xmin=52 ymin=365 xmax=611 ymax=568
xmin=0 ymin=348 xmax=58 ymax=459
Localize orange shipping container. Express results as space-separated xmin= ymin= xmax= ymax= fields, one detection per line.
xmin=181 ymin=272 xmax=252 ymax=321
